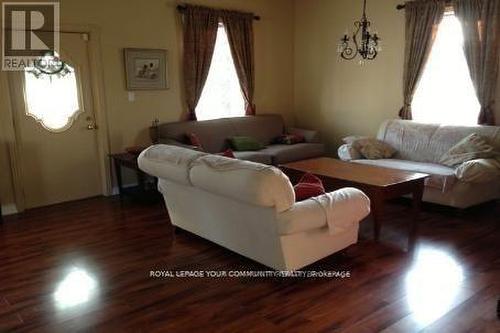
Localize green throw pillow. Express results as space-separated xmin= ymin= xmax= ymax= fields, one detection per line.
xmin=229 ymin=136 xmax=264 ymax=151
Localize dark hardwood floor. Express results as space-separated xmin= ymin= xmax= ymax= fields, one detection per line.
xmin=0 ymin=196 xmax=499 ymax=332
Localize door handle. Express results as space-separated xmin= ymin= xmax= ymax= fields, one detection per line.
xmin=86 ymin=116 xmax=98 ymax=130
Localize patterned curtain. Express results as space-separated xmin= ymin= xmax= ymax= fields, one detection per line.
xmin=399 ymin=0 xmax=445 ymax=120
xmin=220 ymin=10 xmax=256 ymax=116
xmin=182 ymin=5 xmax=219 ymax=121
xmin=454 ymin=0 xmax=499 ymax=125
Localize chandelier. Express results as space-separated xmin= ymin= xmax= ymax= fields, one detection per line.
xmin=337 ymin=0 xmax=381 ymax=62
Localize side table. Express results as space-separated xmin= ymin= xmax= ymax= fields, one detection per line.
xmin=109 ymin=153 xmax=161 ymax=203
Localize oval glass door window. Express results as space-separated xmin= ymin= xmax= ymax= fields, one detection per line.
xmin=24 ymin=63 xmax=83 ymax=132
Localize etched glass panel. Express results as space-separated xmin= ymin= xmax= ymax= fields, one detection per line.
xmin=24 ymin=63 xmax=82 ymax=132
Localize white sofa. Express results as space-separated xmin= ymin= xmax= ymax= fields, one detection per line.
xmin=338 ymin=119 xmax=500 ymax=209
xmin=139 ymin=145 xmax=370 ymax=271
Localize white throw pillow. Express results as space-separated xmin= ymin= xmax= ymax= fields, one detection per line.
xmin=338 ymin=144 xmax=363 ymax=160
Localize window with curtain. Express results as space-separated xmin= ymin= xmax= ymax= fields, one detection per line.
xmin=195 ymin=23 xmax=245 ymax=121
xmin=412 ymin=12 xmax=480 ymax=126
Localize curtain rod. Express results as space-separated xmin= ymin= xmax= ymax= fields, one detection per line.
xmin=397 ymin=0 xmax=452 ymax=10
xmin=176 ymin=5 xmax=260 ymax=20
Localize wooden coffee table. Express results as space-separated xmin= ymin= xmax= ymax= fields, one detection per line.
xmin=281 ymin=157 xmax=429 ymax=249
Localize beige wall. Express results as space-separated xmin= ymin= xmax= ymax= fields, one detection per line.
xmin=294 ymin=0 xmax=500 ymax=154
xmin=2 ymin=0 xmax=499 ymax=212
xmin=294 ymin=0 xmax=405 ymax=153
xmin=0 ymin=0 xmax=295 ymax=211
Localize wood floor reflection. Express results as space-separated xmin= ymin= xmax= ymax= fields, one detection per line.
xmin=1 ymin=197 xmax=499 ymax=332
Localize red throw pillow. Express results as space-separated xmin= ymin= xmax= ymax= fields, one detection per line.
xmin=187 ymin=132 xmax=204 ymax=150
xmin=294 ymin=173 xmax=325 ymax=201
xmin=217 ymin=149 xmax=236 ymax=158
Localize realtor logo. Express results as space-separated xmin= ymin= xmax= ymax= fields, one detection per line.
xmin=2 ymin=2 xmax=60 ymax=71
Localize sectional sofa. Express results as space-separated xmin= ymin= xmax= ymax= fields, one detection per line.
xmin=151 ymin=114 xmax=325 ymax=165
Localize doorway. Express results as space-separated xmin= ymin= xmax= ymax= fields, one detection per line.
xmin=10 ymin=32 xmax=106 ymax=209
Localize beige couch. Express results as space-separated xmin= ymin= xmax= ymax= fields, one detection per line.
xmin=338 ymin=119 xmax=500 ymax=209
xmin=152 ymin=114 xmax=325 ymax=165
xmin=138 ymin=145 xmax=370 ymax=270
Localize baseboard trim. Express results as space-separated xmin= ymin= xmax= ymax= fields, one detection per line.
xmin=2 ymin=183 xmax=140 ymax=214
xmin=1 ymin=203 xmax=18 ymax=216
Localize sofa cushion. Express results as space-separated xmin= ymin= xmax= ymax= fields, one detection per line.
xmin=233 ymin=151 xmax=273 ymax=164
xmin=439 ymin=133 xmax=499 ymax=166
xmin=138 ymin=145 xmax=206 ymax=185
xmin=260 ymin=143 xmax=325 ymax=165
xmin=190 ymin=154 xmax=295 ymax=212
xmin=353 ymin=159 xmax=456 ymax=192
xmin=229 ymin=114 xmax=285 ymax=145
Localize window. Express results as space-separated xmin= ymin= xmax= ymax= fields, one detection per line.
xmin=196 ymin=24 xmax=245 ymax=121
xmin=412 ymin=13 xmax=480 ymax=126
xmin=24 ymin=62 xmax=82 ymax=132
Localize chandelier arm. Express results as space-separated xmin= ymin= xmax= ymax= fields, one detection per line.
xmin=341 ymin=47 xmax=357 ymax=60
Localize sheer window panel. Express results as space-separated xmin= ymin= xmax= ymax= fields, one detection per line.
xmin=412 ymin=14 xmax=480 ymax=126
xmin=196 ymin=24 xmax=245 ymax=121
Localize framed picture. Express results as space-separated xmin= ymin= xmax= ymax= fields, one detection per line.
xmin=124 ymin=48 xmax=168 ymax=90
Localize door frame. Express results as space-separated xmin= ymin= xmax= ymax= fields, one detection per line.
xmin=6 ymin=24 xmax=112 ymax=212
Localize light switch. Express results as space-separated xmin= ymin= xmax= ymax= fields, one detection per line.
xmin=128 ymin=91 xmax=135 ymax=102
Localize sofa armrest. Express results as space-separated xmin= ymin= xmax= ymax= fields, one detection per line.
xmin=338 ymin=144 xmax=363 ymax=161
xmin=288 ymin=127 xmax=321 ymax=143
xmin=276 ymin=188 xmax=370 ymax=235
xmin=276 ymin=199 xmax=329 ymax=235
xmin=157 ymin=138 xmax=201 ymax=151
xmin=455 ymin=158 xmax=500 ymax=183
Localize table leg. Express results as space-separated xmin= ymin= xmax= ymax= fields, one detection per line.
xmin=137 ymin=169 xmax=145 ymax=192
xmin=114 ymin=159 xmax=124 ymax=199
xmin=409 ymin=181 xmax=425 ymax=250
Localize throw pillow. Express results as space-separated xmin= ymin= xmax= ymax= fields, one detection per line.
xmin=274 ymin=134 xmax=306 ymax=145
xmin=454 ymin=158 xmax=500 ymax=183
xmin=294 ymin=173 xmax=326 ymax=201
xmin=187 ymin=132 xmax=204 ymax=151
xmin=345 ymin=137 xmax=396 ymax=159
xmin=439 ymin=133 xmax=499 ymax=167
xmin=217 ymin=149 xmax=236 ymax=158
xmin=229 ymin=136 xmax=264 ymax=151
xmin=338 ymin=144 xmax=363 ymax=160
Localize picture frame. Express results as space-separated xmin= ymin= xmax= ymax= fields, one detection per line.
xmin=124 ymin=48 xmax=168 ymax=90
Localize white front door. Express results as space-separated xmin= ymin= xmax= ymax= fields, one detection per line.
xmin=11 ymin=32 xmax=102 ymax=209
